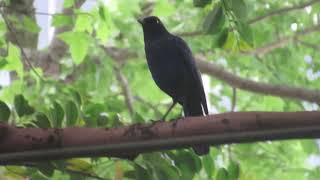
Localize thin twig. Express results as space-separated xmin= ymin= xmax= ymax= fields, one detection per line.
xmin=255 ymin=55 xmax=281 ymax=80
xmin=298 ymin=39 xmax=320 ymax=51
xmin=134 ymin=95 xmax=163 ymax=117
xmin=114 ymin=66 xmax=134 ymax=116
xmin=176 ymin=31 xmax=203 ymax=37
xmin=196 ymin=56 xmax=320 ymax=103
xmin=245 ymin=24 xmax=320 ymax=56
xmin=0 ymin=10 xmax=43 ymax=80
xmin=248 ymin=0 xmax=320 ymax=24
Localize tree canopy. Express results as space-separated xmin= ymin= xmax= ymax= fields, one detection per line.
xmin=0 ymin=0 xmax=319 ymax=179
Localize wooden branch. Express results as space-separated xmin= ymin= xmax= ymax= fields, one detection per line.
xmin=298 ymin=39 xmax=320 ymax=51
xmin=101 ymin=45 xmax=320 ymax=103
xmin=248 ymin=0 xmax=320 ymax=24
xmin=247 ymin=24 xmax=320 ymax=56
xmin=0 ymin=111 xmax=319 ymax=164
xmin=114 ymin=66 xmax=135 ymax=116
xmin=195 ymin=56 xmax=320 ymax=103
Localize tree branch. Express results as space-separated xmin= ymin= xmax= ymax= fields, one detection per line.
xmin=248 ymin=0 xmax=320 ymax=24
xmin=0 ymin=111 xmax=319 ymax=164
xmin=114 ymin=66 xmax=135 ymax=116
xmin=101 ymin=45 xmax=320 ymax=103
xmin=134 ymin=96 xmax=163 ymax=117
xmin=195 ymin=56 xmax=320 ymax=103
xmin=247 ymin=24 xmax=320 ymax=56
xmin=298 ymin=39 xmax=320 ymax=51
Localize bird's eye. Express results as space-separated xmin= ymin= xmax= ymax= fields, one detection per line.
xmin=156 ymin=20 xmax=159 ymax=24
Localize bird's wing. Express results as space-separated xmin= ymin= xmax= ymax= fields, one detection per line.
xmin=171 ymin=36 xmax=209 ymax=115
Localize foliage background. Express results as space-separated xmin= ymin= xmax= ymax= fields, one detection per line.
xmin=0 ymin=0 xmax=320 ymax=179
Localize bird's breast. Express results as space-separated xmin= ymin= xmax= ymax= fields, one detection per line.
xmin=144 ymin=44 xmax=186 ymax=97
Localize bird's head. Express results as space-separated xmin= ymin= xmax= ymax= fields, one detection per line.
xmin=138 ymin=16 xmax=169 ymax=41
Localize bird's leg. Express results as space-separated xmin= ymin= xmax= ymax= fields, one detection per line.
xmin=148 ymin=101 xmax=177 ymax=128
xmin=161 ymin=100 xmax=177 ymax=120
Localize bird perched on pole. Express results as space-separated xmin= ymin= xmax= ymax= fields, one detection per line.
xmin=138 ymin=16 xmax=209 ymax=155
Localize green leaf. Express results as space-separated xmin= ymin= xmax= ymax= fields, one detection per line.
xmin=153 ymin=0 xmax=175 ymax=17
xmin=52 ymin=14 xmax=73 ymax=27
xmin=238 ymin=38 xmax=253 ymax=51
xmin=66 ymin=159 xmax=94 ymax=174
xmin=132 ymin=164 xmax=152 ymax=180
xmin=176 ymin=151 xmax=201 ymax=180
xmin=96 ymin=5 xmax=113 ymax=43
xmin=301 ymin=140 xmax=318 ymax=154
xmin=124 ymin=170 xmax=135 ymax=179
xmin=23 ymin=16 xmax=40 ymax=33
xmin=231 ymin=0 xmax=248 ymax=20
xmin=58 ymin=32 xmax=90 ymax=65
xmin=98 ymin=5 xmax=106 ymax=21
xmin=222 ymin=0 xmax=231 ymax=10
xmin=50 ymin=101 xmax=65 ymax=127
xmin=5 ymin=43 xmax=23 ymax=77
xmin=236 ymin=21 xmax=253 ymax=46
xmin=0 ymin=58 xmax=8 ymax=68
xmin=223 ymin=32 xmax=238 ymax=51
xmin=65 ymin=100 xmax=78 ymax=126
xmin=143 ymin=153 xmax=180 ymax=180
xmin=97 ymin=114 xmax=108 ymax=127
xmin=83 ymin=103 xmax=106 ymax=127
xmin=203 ymin=3 xmax=225 ymax=34
xmin=216 ymin=168 xmax=228 ymax=180
xmin=193 ymin=0 xmax=212 ymax=7
xmin=168 ymin=151 xmax=201 ymax=180
xmin=263 ymin=96 xmax=284 ymax=111
xmin=74 ymin=14 xmax=93 ymax=32
xmin=70 ymin=174 xmax=86 ymax=180
xmin=69 ymin=89 xmax=82 ymax=105
xmin=212 ymin=27 xmax=229 ymax=48
xmin=5 ymin=166 xmax=28 ymax=176
xmin=132 ymin=111 xmax=145 ymax=123
xmin=14 ymin=94 xmax=35 ymax=117
xmin=228 ymin=160 xmax=240 ymax=180
xmin=0 ymin=100 xmax=10 ymax=122
xmin=96 ymin=21 xmax=111 ymax=43
xmin=63 ymin=0 xmax=75 ymax=8
xmin=36 ymin=162 xmax=55 ymax=177
xmin=203 ymin=154 xmax=215 ymax=178
xmin=35 ymin=112 xmax=51 ymax=128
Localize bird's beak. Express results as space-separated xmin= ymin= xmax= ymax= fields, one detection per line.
xmin=137 ymin=18 xmax=144 ymax=25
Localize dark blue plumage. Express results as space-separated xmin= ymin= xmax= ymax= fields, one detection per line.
xmin=139 ymin=16 xmax=209 ymax=155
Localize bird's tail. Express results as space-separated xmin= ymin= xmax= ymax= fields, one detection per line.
xmin=183 ymin=98 xmax=209 ymax=155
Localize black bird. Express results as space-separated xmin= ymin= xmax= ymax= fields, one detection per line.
xmin=138 ymin=16 xmax=209 ymax=155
